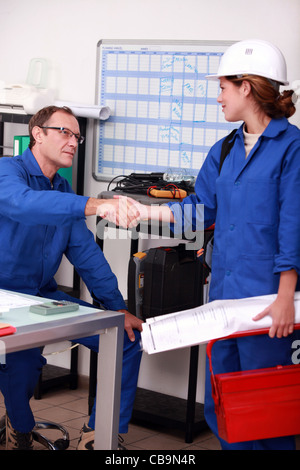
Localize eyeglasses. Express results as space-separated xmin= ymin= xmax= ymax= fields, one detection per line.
xmin=39 ymin=126 xmax=85 ymax=144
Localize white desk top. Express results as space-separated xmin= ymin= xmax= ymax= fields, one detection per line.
xmin=0 ymin=289 xmax=125 ymax=450
xmin=0 ymin=289 xmax=124 ymax=354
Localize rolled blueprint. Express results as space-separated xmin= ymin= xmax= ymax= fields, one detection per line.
xmin=54 ymin=100 xmax=111 ymax=120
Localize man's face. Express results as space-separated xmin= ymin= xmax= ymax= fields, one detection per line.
xmin=35 ymin=111 xmax=80 ymax=172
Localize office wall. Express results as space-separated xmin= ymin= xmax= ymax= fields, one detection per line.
xmin=1 ymin=0 xmax=299 ymax=401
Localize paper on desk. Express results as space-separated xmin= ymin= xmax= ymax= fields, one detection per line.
xmin=141 ymin=292 xmax=300 ymax=354
xmin=0 ymin=290 xmax=42 ymax=312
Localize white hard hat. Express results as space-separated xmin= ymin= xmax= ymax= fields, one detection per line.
xmin=206 ymin=39 xmax=289 ymax=86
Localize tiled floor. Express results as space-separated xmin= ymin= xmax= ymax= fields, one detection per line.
xmin=0 ymin=380 xmax=220 ymax=451
xmin=0 ymin=381 xmax=299 ymax=451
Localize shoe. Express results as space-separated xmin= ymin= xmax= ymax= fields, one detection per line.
xmin=77 ymin=424 xmax=126 ymax=450
xmin=117 ymin=434 xmax=126 ymax=450
xmin=5 ymin=415 xmax=34 ymax=450
xmin=77 ymin=424 xmax=94 ymax=450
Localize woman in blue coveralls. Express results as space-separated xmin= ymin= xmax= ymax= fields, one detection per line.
xmin=120 ymin=39 xmax=300 ymax=450
xmin=0 ymin=106 xmax=143 ymax=450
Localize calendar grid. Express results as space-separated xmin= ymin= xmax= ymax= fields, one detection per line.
xmin=94 ymin=40 xmax=237 ymax=180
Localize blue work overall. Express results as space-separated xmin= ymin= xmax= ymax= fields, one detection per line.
xmin=0 ymin=149 xmax=142 ymax=434
xmin=169 ymin=117 xmax=300 ymax=450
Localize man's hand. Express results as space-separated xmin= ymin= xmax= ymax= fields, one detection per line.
xmin=86 ymin=195 xmax=173 ymax=228
xmin=118 ymin=309 xmax=144 ymax=341
xmin=93 ymin=196 xmax=145 ymax=228
xmin=112 ymin=195 xmax=149 ymax=228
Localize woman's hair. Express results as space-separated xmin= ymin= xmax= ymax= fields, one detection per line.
xmin=226 ymin=75 xmax=296 ymax=119
xmin=28 ymin=105 xmax=75 ymax=149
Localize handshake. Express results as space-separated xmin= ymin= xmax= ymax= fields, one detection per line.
xmin=91 ymin=195 xmax=174 ymax=228
xmin=96 ymin=195 xmax=149 ymax=228
xmin=91 ymin=195 xmax=204 ymax=250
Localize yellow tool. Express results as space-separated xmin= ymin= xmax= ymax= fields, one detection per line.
xmin=149 ymin=188 xmax=187 ymax=198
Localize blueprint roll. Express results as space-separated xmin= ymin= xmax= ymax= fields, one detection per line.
xmin=54 ymin=100 xmax=111 ymax=120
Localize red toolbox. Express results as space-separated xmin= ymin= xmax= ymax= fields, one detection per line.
xmin=207 ymin=325 xmax=300 ymax=443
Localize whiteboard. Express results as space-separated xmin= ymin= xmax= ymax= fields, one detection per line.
xmin=93 ymin=39 xmax=237 ymax=181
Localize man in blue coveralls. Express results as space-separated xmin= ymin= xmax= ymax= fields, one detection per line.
xmin=0 ymin=105 xmax=143 ymax=450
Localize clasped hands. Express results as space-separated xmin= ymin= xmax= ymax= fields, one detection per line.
xmin=96 ymin=195 xmax=147 ymax=228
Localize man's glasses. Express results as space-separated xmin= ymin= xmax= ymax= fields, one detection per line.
xmin=39 ymin=126 xmax=85 ymax=144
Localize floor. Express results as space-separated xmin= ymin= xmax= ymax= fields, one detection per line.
xmin=0 ymin=380 xmax=299 ymax=451
xmin=0 ymin=380 xmax=220 ymax=451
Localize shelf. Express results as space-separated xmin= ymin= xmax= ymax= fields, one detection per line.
xmin=131 ymin=387 xmax=208 ymax=443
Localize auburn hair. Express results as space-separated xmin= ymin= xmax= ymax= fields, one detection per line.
xmin=226 ymin=75 xmax=296 ymax=119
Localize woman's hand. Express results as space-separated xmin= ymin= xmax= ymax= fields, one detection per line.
xmin=253 ymin=295 xmax=295 ymax=338
xmin=253 ymin=269 xmax=297 ymax=338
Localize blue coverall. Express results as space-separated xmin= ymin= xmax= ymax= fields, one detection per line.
xmin=169 ymin=117 xmax=300 ymax=450
xmin=0 ymin=148 xmax=142 ymax=434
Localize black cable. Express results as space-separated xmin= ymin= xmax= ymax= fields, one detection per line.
xmin=107 ymin=173 xmax=194 ymax=195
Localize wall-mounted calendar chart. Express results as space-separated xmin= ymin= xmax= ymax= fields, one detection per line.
xmin=93 ymin=40 xmax=238 ymax=181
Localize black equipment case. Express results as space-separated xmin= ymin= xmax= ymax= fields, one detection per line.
xmin=128 ymin=243 xmax=209 ymax=321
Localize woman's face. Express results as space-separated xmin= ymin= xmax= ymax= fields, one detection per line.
xmin=217 ymin=77 xmax=247 ymax=122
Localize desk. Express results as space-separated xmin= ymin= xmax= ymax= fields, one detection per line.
xmin=0 ymin=291 xmax=124 ymax=450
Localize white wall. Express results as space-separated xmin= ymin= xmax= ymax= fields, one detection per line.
xmin=1 ymin=0 xmax=299 ymax=402
xmin=1 ymin=0 xmax=300 ymax=109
